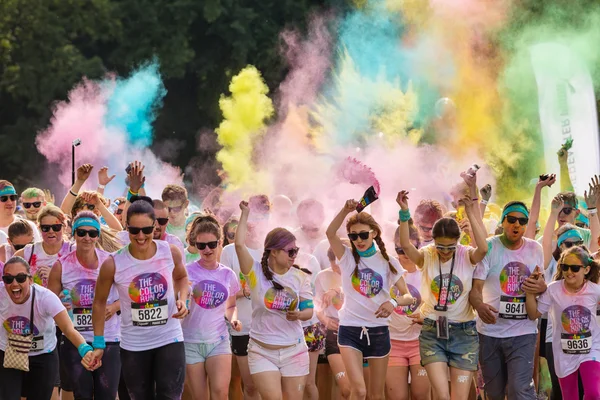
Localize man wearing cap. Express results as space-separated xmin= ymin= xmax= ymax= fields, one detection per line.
xmin=469 ymin=201 xmax=544 ymax=400
xmin=0 ymin=180 xmax=41 ymax=242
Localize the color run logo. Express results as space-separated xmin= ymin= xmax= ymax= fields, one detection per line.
xmin=193 ymin=280 xmax=228 ymax=309
xmin=129 ymin=273 xmax=168 ymax=303
xmin=264 ymin=287 xmax=297 ymax=311
xmin=431 ymin=274 xmax=463 ymax=305
xmin=500 ymin=262 xmax=530 ymax=296
xmin=351 ymin=267 xmax=383 ymax=298
xmin=561 ymin=305 xmax=591 ymax=334
xmin=3 ymin=316 xmax=39 ymax=336
xmin=393 ymin=284 xmax=421 ymax=316
xmin=72 ymin=279 xmax=96 ymax=307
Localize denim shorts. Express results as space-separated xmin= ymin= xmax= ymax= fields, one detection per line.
xmin=184 ymin=336 xmax=231 ymax=364
xmin=337 ymin=325 xmax=391 ymax=358
xmin=419 ymin=318 xmax=479 ymax=371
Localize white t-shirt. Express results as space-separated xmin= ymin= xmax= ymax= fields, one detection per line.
xmin=390 ymin=269 xmax=423 ymax=342
xmin=538 ymin=280 xmax=600 ymax=378
xmin=0 ymin=231 xmax=7 ymax=245
xmin=181 ymin=261 xmax=240 ymax=343
xmin=338 ymin=246 xmax=404 ymax=327
xmin=245 ymin=261 xmax=312 ymax=346
xmin=0 ymin=218 xmax=41 ymax=243
xmin=0 ymin=284 xmax=64 ymax=355
xmin=312 ymin=239 xmax=331 ymax=271
xmin=296 ymin=252 xmax=321 ymax=327
xmin=112 ymin=240 xmax=183 ymax=351
xmin=117 ymin=231 xmax=185 ymax=263
xmin=60 ymin=249 xmax=120 ymax=342
xmin=474 ymin=236 xmax=543 ymax=337
xmin=220 ymin=243 xmax=263 ymax=336
xmin=314 ymin=268 xmax=343 ymax=320
xmin=24 ymin=241 xmax=74 ymax=288
xmin=419 ymin=244 xmax=476 ymax=323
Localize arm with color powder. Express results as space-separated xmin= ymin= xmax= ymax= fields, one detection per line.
xmin=585 ymin=181 xmax=600 ymax=253
xmin=60 ymin=164 xmax=94 ymax=215
xmin=479 ymin=184 xmax=492 ymax=219
xmin=558 ymin=146 xmax=574 ymax=192
xmin=396 ymin=191 xmax=424 ymax=268
xmin=543 ymin=197 xmax=562 ymax=269
xmin=235 ymin=201 xmax=255 ymax=275
xmin=463 ymin=197 xmax=488 ymax=264
xmin=326 ymin=200 xmax=358 ymax=261
xmin=525 ymin=175 xmax=556 ymax=239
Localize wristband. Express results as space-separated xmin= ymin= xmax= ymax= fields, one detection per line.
xmin=126 ymin=189 xmax=138 ymax=202
xmin=399 ymin=209 xmax=411 ymax=223
xmin=389 ymin=298 xmax=398 ymax=308
xmin=481 ymin=199 xmax=488 ymax=205
xmin=299 ymin=299 xmax=314 ymax=310
xmin=589 ymin=208 xmax=598 ymax=215
xmin=78 ymin=343 xmax=93 ymax=358
xmin=92 ymin=335 xmax=106 ymax=350
xmin=69 ymin=190 xmax=78 ymax=197
xmin=97 ymin=185 xmax=105 ymax=190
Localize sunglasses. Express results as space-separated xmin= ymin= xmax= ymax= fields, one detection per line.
xmin=12 ymin=243 xmax=29 ymax=251
xmin=2 ymin=274 xmax=30 ymax=284
xmin=40 ymin=224 xmax=63 ymax=233
xmin=560 ymin=264 xmax=584 ymax=273
xmin=23 ymin=202 xmax=42 ymax=209
xmin=127 ymin=226 xmax=155 ymax=235
xmin=560 ymin=207 xmax=574 ymax=215
xmin=84 ymin=204 xmax=96 ymax=211
xmin=435 ymin=244 xmax=457 ymax=252
xmin=156 ymin=218 xmax=169 ymax=226
xmin=168 ymin=206 xmax=184 ymax=213
xmin=395 ymin=247 xmax=405 ymax=255
xmin=563 ymin=240 xmax=584 ymax=249
xmin=195 ymin=241 xmax=219 ymax=250
xmin=75 ymin=229 xmax=100 ymax=238
xmin=348 ymin=231 xmax=373 ymax=241
xmin=505 ymin=215 xmax=529 ymax=225
xmin=418 ymin=225 xmax=433 ymax=233
xmin=226 ymin=231 xmax=236 ymax=240
xmin=0 ymin=195 xmax=17 ymax=203
xmin=115 ymin=209 xmax=123 ymax=215
xmin=282 ymin=247 xmax=300 ymax=258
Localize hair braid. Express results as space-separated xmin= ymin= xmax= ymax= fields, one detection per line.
xmin=350 ymin=242 xmax=361 ymax=279
xmin=375 ymin=236 xmax=397 ymax=274
xmin=261 ymin=249 xmax=284 ymax=290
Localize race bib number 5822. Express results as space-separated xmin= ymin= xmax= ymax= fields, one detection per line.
xmin=131 ymin=300 xmax=168 ymax=326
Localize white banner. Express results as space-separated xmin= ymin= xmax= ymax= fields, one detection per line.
xmin=530 ymin=42 xmax=600 ymax=195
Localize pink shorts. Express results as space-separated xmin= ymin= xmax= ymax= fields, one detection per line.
xmin=389 ymin=339 xmax=421 ymax=367
xmin=247 ymin=339 xmax=309 ymax=377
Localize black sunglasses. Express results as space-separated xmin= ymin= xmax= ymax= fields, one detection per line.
xmin=282 ymin=247 xmax=299 ymax=258
xmin=115 ymin=209 xmax=123 ymax=215
xmin=156 ymin=218 xmax=169 ymax=226
xmin=226 ymin=231 xmax=236 ymax=240
xmin=40 ymin=224 xmax=63 ymax=232
xmin=348 ymin=231 xmax=372 ymax=241
xmin=0 ymin=195 xmax=17 ymax=203
xmin=75 ymin=229 xmax=100 ymax=238
xmin=563 ymin=240 xmax=584 ymax=249
xmin=84 ymin=204 xmax=96 ymax=211
xmin=195 ymin=241 xmax=218 ymax=250
xmin=505 ymin=215 xmax=529 ymax=225
xmin=395 ymin=247 xmax=405 ymax=255
xmin=127 ymin=226 xmax=155 ymax=235
xmin=2 ymin=274 xmax=30 ymax=284
xmin=560 ymin=207 xmax=574 ymax=215
xmin=560 ymin=264 xmax=584 ymax=273
xmin=23 ymin=202 xmax=42 ymax=209
xmin=12 ymin=243 xmax=29 ymax=251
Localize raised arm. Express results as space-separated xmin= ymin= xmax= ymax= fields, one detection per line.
xmin=326 ymin=200 xmax=358 ymax=261
xmin=464 ymin=197 xmax=489 ymax=264
xmin=479 ymin=184 xmax=492 ymax=218
xmin=526 ymin=175 xmax=556 ymax=239
xmin=396 ymin=191 xmax=424 ymax=267
xmin=558 ymin=145 xmax=574 ymax=192
xmin=61 ymin=164 xmax=94 ymax=215
xmin=585 ymin=180 xmax=600 ymax=253
xmin=82 ymin=191 xmax=122 ymax=231
xmin=543 ymin=196 xmax=562 ymax=269
xmin=96 ymin=167 xmax=116 ymax=196
xmin=235 ymin=201 xmax=256 ymax=275
xmin=92 ymin=257 xmax=116 ymax=360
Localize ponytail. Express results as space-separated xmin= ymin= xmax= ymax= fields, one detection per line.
xmin=374 ymin=236 xmax=398 ymax=274
xmin=261 ymin=249 xmax=284 ymax=290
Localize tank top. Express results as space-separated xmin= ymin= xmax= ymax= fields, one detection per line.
xmin=60 ymin=249 xmax=120 ymax=342
xmin=24 ymin=241 xmax=74 ymax=287
xmin=112 ymin=240 xmax=183 ymax=351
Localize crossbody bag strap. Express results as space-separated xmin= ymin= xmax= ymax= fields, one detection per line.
xmin=29 ymin=286 xmax=35 ymax=335
xmin=28 ymin=243 xmax=35 ymax=265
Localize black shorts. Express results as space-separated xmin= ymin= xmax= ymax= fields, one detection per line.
xmin=325 ymin=329 xmax=340 ymax=357
xmin=231 ymin=335 xmax=250 ymax=357
xmin=337 ymin=325 xmax=390 ymax=359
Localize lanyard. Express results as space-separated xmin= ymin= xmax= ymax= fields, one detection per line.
xmin=436 ymin=253 xmax=456 ymax=308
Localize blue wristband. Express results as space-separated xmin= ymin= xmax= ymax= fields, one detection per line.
xmin=92 ymin=336 xmax=106 ymax=350
xmin=399 ymin=209 xmax=411 ymax=222
xmin=78 ymin=343 xmax=93 ymax=358
xmin=299 ymin=299 xmax=314 ymax=311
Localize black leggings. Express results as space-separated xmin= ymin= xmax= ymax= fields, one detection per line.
xmin=0 ymin=347 xmax=58 ymax=400
xmin=120 ymin=342 xmax=185 ymax=400
xmin=60 ymin=339 xmax=121 ymax=400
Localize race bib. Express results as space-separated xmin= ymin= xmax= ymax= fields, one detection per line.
xmin=72 ymin=308 xmax=93 ymax=331
xmin=131 ymin=300 xmax=168 ymax=326
xmin=30 ymin=335 xmax=44 ymax=351
xmin=561 ymin=332 xmax=592 ymax=354
xmin=499 ymin=296 xmax=527 ymax=319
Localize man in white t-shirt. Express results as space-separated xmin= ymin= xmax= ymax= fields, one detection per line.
xmin=0 ymin=181 xmax=41 ymax=242
xmin=470 ymin=201 xmax=544 ymax=400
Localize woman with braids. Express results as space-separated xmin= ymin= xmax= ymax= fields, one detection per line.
xmin=234 ymin=200 xmax=314 ymax=400
xmin=525 ymin=246 xmax=600 ymax=399
xmin=397 ymin=190 xmax=488 ymax=400
xmin=326 ymin=199 xmax=413 ymax=400
xmin=181 ymin=213 xmax=242 ymax=400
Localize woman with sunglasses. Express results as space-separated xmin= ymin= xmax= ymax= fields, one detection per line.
xmin=14 ymin=205 xmax=73 ymax=288
xmin=0 ymin=180 xmax=41 ymax=243
xmin=181 ymin=214 xmax=241 ymax=400
xmin=386 ymin=222 xmax=430 ymax=400
xmin=111 ymin=197 xmax=126 ymax=226
xmin=326 ymin=199 xmax=413 ymax=400
xmin=222 ymin=217 xmax=238 ymax=248
xmin=90 ymin=197 xmax=189 ymax=399
xmin=525 ymin=246 xmax=600 ymax=399
xmin=235 ymin=200 xmax=314 ymax=400
xmin=47 ymin=212 xmax=121 ymax=400
xmin=397 ymin=190 xmax=488 ymax=400
xmin=0 ymin=256 xmax=96 ymax=400
xmin=0 ymin=220 xmax=34 ymax=265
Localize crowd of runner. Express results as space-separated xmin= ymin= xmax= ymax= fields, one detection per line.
xmin=0 ymin=150 xmax=599 ymax=400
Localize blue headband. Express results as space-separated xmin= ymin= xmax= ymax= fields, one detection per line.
xmin=72 ymin=217 xmax=101 ymax=232
xmin=0 ymin=186 xmax=17 ymax=196
xmin=557 ymin=229 xmax=583 ymax=247
xmin=501 ymin=204 xmax=529 ymax=221
xmin=576 ymin=213 xmax=590 ymax=227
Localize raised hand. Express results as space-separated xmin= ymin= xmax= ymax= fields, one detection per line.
xmin=127 ymin=161 xmax=145 ymax=193
xmin=396 ymin=191 xmax=410 ymax=210
xmin=43 ymin=189 xmax=55 ymax=204
xmin=538 ymin=174 xmax=557 ymax=188
xmin=480 ymin=184 xmax=492 ymax=201
xmin=343 ymin=199 xmax=359 ymax=213
xmin=239 ymin=201 xmax=249 ymax=213
xmin=98 ymin=167 xmax=116 ymax=186
xmin=76 ymin=164 xmax=94 ymax=182
xmin=551 ymin=195 xmax=565 ymax=214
